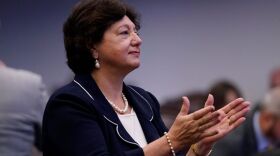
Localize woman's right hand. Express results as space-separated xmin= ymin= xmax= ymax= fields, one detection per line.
xmin=168 ymin=96 xmax=220 ymax=151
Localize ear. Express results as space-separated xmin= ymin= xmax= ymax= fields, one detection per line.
xmin=90 ymin=48 xmax=99 ymax=59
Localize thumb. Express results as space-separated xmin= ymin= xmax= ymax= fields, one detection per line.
xmin=204 ymin=94 xmax=214 ymax=108
xmin=178 ymin=96 xmax=190 ymax=116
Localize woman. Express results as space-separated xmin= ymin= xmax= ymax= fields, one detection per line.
xmin=42 ymin=0 xmax=250 ymax=155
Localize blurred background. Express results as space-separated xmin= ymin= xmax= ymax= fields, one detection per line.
xmin=1 ymin=0 xmax=280 ymax=105
xmin=1 ymin=0 xmax=280 ymax=155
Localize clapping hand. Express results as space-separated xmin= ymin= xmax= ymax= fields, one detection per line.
xmin=194 ymin=94 xmax=250 ymax=155
xmin=168 ymin=96 xmax=220 ymax=151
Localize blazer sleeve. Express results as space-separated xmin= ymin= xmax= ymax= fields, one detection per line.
xmin=43 ymin=93 xmax=144 ymax=156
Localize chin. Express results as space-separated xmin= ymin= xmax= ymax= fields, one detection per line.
xmin=126 ymin=63 xmax=140 ymax=73
xmin=129 ymin=60 xmax=140 ymax=68
xmin=131 ymin=63 xmax=140 ymax=70
xmin=134 ymin=62 xmax=141 ymax=68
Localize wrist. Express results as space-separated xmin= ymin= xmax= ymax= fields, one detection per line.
xmin=166 ymin=131 xmax=181 ymax=152
xmin=164 ymin=132 xmax=176 ymax=156
xmin=191 ymin=143 xmax=212 ymax=156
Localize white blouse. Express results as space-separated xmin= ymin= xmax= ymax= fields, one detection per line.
xmin=117 ymin=109 xmax=148 ymax=147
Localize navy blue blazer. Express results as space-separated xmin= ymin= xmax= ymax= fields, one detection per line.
xmin=43 ymin=74 xmax=184 ymax=156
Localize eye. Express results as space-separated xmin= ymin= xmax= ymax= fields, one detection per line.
xmin=120 ymin=30 xmax=129 ymax=35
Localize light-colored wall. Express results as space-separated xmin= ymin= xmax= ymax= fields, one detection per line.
xmin=1 ymin=0 xmax=280 ymax=103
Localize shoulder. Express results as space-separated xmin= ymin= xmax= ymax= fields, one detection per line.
xmin=43 ymin=81 xmax=99 ymax=128
xmin=46 ymin=82 xmax=87 ymax=110
xmin=48 ymin=81 xmax=91 ymax=106
xmin=1 ymin=67 xmax=44 ymax=85
xmin=17 ymin=69 xmax=42 ymax=81
xmin=0 ymin=67 xmax=48 ymax=101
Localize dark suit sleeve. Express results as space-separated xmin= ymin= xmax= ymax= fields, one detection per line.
xmin=43 ymin=94 xmax=144 ymax=156
xmin=211 ymin=125 xmax=244 ymax=156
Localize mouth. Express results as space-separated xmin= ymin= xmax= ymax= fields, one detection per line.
xmin=128 ymin=51 xmax=140 ymax=56
xmin=129 ymin=51 xmax=140 ymax=54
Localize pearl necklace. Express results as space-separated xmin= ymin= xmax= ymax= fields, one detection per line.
xmin=106 ymin=93 xmax=129 ymax=114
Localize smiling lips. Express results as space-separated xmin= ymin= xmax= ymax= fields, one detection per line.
xmin=128 ymin=51 xmax=140 ymax=56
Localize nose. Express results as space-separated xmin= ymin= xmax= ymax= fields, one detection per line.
xmin=131 ymin=32 xmax=142 ymax=46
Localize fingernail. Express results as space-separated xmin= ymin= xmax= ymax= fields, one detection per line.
xmin=245 ymin=101 xmax=251 ymax=105
xmin=237 ymin=98 xmax=244 ymax=101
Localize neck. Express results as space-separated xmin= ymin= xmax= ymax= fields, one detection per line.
xmin=91 ymin=68 xmax=126 ymax=100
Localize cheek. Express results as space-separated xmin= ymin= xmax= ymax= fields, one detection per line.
xmin=100 ymin=42 xmax=128 ymax=58
xmin=110 ymin=41 xmax=130 ymax=56
xmin=225 ymin=91 xmax=238 ymax=103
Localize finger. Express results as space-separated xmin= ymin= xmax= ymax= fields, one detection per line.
xmin=199 ymin=119 xmax=231 ymax=144
xmin=221 ymin=98 xmax=244 ymax=114
xmin=198 ymin=118 xmax=220 ymax=131
xmin=227 ymin=101 xmax=250 ymax=117
xmin=197 ymin=111 xmax=220 ymax=126
xmin=217 ymin=109 xmax=227 ymax=121
xmin=199 ymin=129 xmax=218 ymax=139
xmin=229 ymin=107 xmax=250 ymax=125
xmin=200 ymin=132 xmax=223 ymax=145
xmin=190 ymin=106 xmax=215 ymax=120
xmin=178 ymin=96 xmax=190 ymax=116
xmin=229 ymin=117 xmax=246 ymax=131
xmin=200 ymin=117 xmax=247 ymax=144
xmin=204 ymin=94 xmax=214 ymax=107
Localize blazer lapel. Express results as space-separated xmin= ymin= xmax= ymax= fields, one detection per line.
xmin=74 ymin=74 xmax=139 ymax=147
xmin=125 ymin=85 xmax=160 ymax=143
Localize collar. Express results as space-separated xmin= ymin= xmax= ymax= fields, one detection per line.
xmin=73 ymin=74 xmax=156 ymax=146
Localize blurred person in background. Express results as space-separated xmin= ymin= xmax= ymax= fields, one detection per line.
xmin=212 ymin=87 xmax=280 ymax=156
xmin=270 ymin=67 xmax=280 ymax=89
xmin=0 ymin=60 xmax=49 ymax=156
xmin=252 ymin=66 xmax=280 ymax=156
xmin=255 ymin=149 xmax=280 ymax=156
xmin=42 ymin=0 xmax=250 ymax=155
xmin=208 ymin=80 xmax=243 ymax=110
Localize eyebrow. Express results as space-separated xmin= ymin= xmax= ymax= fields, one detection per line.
xmin=118 ymin=24 xmax=136 ymax=30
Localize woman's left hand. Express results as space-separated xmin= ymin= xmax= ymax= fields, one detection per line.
xmin=193 ymin=94 xmax=250 ymax=155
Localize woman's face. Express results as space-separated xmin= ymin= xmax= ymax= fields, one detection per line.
xmin=94 ymin=15 xmax=142 ymax=74
xmin=225 ymin=90 xmax=239 ymax=103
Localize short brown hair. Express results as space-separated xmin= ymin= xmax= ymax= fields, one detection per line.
xmin=64 ymin=0 xmax=140 ymax=74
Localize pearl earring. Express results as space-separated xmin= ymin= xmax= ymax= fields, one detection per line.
xmin=95 ymin=59 xmax=100 ymax=69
